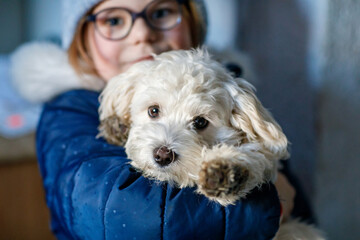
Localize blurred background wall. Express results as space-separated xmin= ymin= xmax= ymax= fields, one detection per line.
xmin=0 ymin=0 xmax=23 ymax=53
xmin=0 ymin=0 xmax=61 ymax=53
xmin=207 ymin=0 xmax=360 ymax=239
xmin=315 ymin=0 xmax=360 ymax=238
xmin=0 ymin=0 xmax=359 ymax=239
xmin=0 ymin=2 xmax=61 ymax=238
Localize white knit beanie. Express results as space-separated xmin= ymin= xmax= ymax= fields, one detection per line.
xmin=61 ymin=0 xmax=208 ymax=49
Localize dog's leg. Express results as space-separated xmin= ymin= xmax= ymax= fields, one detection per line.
xmin=198 ymin=158 xmax=249 ymax=205
xmin=197 ymin=144 xmax=274 ymax=206
xmin=274 ymin=219 xmax=326 ymax=240
xmin=98 ymin=115 xmax=129 ymax=146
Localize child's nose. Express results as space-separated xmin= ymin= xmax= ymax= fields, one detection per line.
xmin=129 ymin=18 xmax=157 ymax=44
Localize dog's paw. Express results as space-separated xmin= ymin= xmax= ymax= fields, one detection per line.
xmin=98 ymin=115 xmax=129 ymax=146
xmin=198 ymin=159 xmax=249 ymax=205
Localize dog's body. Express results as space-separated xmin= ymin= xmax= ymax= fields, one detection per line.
xmin=98 ymin=49 xmax=324 ymax=239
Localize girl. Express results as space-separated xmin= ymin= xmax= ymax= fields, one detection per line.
xmin=13 ymin=0 xmax=301 ymax=239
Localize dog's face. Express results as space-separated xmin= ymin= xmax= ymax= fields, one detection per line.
xmin=98 ymin=49 xmax=288 ymax=187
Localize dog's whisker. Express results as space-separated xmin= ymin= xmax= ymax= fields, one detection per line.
xmin=188 ymin=173 xmax=199 ymax=180
xmin=171 ymin=159 xmax=199 ymax=181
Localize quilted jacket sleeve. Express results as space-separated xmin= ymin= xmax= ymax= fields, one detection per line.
xmin=36 ymin=89 xmax=281 ymax=240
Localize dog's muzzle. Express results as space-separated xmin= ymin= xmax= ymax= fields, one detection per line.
xmin=153 ymin=146 xmax=178 ymax=167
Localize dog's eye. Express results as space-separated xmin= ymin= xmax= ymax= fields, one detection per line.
xmin=193 ymin=116 xmax=209 ymax=130
xmin=148 ymin=105 xmax=160 ymax=118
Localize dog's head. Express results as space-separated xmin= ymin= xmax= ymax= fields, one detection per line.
xmin=98 ymin=48 xmax=288 ymax=186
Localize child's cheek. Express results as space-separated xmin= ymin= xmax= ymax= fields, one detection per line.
xmin=164 ymin=21 xmax=193 ymax=50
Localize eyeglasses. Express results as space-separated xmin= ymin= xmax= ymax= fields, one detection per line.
xmin=87 ymin=0 xmax=186 ymax=41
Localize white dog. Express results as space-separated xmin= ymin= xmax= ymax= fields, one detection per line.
xmin=98 ymin=49 xmax=324 ymax=239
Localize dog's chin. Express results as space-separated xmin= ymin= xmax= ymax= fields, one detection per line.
xmin=130 ymin=160 xmax=199 ymax=188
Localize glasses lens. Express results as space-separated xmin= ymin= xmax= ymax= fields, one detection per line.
xmin=146 ymin=0 xmax=181 ymax=30
xmin=95 ymin=9 xmax=132 ymax=40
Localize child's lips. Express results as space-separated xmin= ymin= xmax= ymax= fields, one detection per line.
xmin=132 ymin=55 xmax=154 ymax=64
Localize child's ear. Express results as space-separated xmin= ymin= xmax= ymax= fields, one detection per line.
xmin=97 ymin=72 xmax=136 ymax=145
xmin=226 ymin=78 xmax=289 ymax=160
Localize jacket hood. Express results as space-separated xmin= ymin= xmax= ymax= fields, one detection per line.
xmin=10 ymin=42 xmax=105 ymax=103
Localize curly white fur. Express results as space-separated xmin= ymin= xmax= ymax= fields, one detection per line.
xmin=99 ymin=48 xmax=288 ymax=201
xmin=98 ymin=48 xmax=325 ymax=240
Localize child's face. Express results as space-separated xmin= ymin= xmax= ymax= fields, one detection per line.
xmin=87 ymin=0 xmax=193 ymax=81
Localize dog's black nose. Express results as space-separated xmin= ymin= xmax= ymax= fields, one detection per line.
xmin=153 ymin=146 xmax=177 ymax=166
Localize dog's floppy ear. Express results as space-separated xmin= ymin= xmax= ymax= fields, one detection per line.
xmin=226 ymin=79 xmax=289 ymax=160
xmin=98 ymin=73 xmax=136 ymax=146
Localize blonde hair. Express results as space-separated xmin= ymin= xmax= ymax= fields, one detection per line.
xmin=68 ymin=1 xmax=207 ymax=77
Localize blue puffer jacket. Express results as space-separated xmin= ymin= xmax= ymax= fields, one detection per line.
xmin=36 ymin=89 xmax=281 ymax=240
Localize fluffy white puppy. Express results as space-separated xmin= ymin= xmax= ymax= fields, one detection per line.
xmin=98 ymin=49 xmax=325 ymax=240
xmin=98 ymin=48 xmax=288 ymax=205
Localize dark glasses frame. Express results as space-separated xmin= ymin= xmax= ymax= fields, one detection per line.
xmin=86 ymin=0 xmax=189 ymax=41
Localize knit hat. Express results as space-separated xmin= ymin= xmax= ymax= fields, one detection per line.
xmin=61 ymin=0 xmax=208 ymax=49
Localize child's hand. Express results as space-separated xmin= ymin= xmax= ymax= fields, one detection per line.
xmin=275 ymin=172 xmax=296 ymax=222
